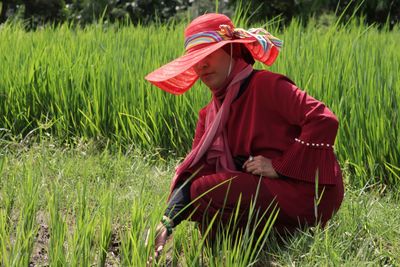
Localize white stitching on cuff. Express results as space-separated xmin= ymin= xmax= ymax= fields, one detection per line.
xmin=294 ymin=138 xmax=334 ymax=148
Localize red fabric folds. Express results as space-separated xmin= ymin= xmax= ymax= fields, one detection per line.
xmin=271 ymin=142 xmax=341 ymax=184
xmin=189 ymin=171 xmax=343 ymax=235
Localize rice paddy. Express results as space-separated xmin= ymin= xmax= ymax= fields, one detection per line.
xmin=0 ymin=15 xmax=399 ymax=266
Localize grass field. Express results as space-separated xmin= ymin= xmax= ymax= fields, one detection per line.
xmin=0 ymin=142 xmax=399 ymax=266
xmin=1 ymin=12 xmax=400 ymax=266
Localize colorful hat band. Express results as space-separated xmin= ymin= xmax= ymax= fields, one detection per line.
xmin=184 ymin=30 xmax=229 ymax=51
xmin=184 ymin=24 xmax=283 ymax=52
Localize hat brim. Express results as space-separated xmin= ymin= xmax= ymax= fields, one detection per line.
xmin=145 ymin=39 xmax=256 ymax=95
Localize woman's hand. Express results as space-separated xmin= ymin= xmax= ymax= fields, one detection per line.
xmin=146 ymin=216 xmax=173 ymax=266
xmin=243 ymin=155 xmax=279 ymax=178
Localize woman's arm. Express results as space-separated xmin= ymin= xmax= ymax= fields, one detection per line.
xmin=269 ymin=77 xmax=340 ymax=184
xmin=271 ymin=77 xmax=339 ymax=145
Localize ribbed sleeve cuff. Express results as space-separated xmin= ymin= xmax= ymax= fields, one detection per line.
xmin=271 ymin=141 xmax=339 ymax=185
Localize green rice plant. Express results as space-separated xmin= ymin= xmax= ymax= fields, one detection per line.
xmin=0 ymin=210 xmax=8 ymax=265
xmin=119 ymin=192 xmax=158 ymax=266
xmin=67 ymin=178 xmax=97 ymax=266
xmin=47 ymin=181 xmax=67 ymax=266
xmin=201 ymin=204 xmax=279 ymax=267
xmin=0 ymin=157 xmax=16 ymax=232
xmin=5 ymin=163 xmax=39 ymax=266
xmin=0 ymin=156 xmax=14 ymax=266
xmin=97 ymin=191 xmax=113 ymax=267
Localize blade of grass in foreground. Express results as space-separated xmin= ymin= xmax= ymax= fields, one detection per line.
xmin=67 ymin=178 xmax=97 ymax=266
xmin=47 ymin=181 xmax=67 ymax=266
xmin=98 ymin=191 xmax=113 ymax=267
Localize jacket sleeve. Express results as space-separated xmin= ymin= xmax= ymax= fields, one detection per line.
xmin=270 ymin=77 xmax=341 ymax=184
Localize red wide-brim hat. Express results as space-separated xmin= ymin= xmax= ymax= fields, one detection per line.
xmin=145 ymin=13 xmax=283 ymax=95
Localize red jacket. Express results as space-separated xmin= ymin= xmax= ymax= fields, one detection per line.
xmin=190 ymin=70 xmax=342 ymax=185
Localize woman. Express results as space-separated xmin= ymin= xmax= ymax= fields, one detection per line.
xmin=145 ymin=13 xmax=344 ymax=259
